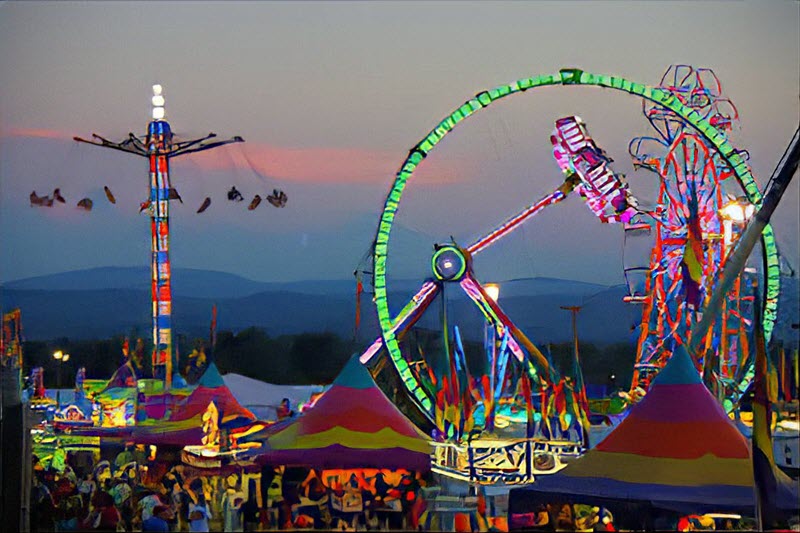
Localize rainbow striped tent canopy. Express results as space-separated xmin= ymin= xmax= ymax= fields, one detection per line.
xmin=258 ymin=356 xmax=431 ymax=471
xmin=168 ymin=362 xmax=255 ymax=427
xmin=510 ymin=345 xmax=797 ymax=516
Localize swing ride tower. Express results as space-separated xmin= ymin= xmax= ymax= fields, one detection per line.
xmin=74 ymin=85 xmax=243 ymax=389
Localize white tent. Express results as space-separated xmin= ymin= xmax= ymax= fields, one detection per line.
xmin=221 ymin=373 xmax=325 ymax=420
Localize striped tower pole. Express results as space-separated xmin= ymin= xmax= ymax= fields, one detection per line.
xmin=73 ymin=85 xmax=244 ymax=392
xmin=148 ymin=85 xmax=173 ymax=389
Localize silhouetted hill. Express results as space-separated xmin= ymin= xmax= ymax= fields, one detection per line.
xmin=2 ymin=267 xmax=796 ymax=348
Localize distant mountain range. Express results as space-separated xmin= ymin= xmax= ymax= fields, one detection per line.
xmin=2 ymin=267 xmax=797 ymax=347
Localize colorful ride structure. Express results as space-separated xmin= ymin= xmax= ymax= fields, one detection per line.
xmin=626 ymin=66 xmax=768 ymax=410
xmin=358 ymin=67 xmax=779 ymax=483
xmin=74 ymin=85 xmax=243 ymax=389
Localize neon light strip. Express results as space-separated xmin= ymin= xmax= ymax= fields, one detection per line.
xmin=374 ymin=69 xmax=779 ymax=413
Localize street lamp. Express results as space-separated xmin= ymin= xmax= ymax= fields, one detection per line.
xmin=716 ymin=196 xmax=755 ymax=401
xmin=485 ymin=283 xmax=500 ymax=303
xmin=719 ymin=196 xmax=755 ymax=254
xmin=53 ymin=350 xmax=70 ymax=390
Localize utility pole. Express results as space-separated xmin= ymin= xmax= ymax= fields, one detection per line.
xmin=561 ymin=306 xmax=581 ymax=364
xmin=75 ymin=85 xmax=243 ymax=389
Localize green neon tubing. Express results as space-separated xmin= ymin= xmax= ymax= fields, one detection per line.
xmin=374 ymin=68 xmax=780 ymax=413
xmin=431 ymin=246 xmax=467 ymax=281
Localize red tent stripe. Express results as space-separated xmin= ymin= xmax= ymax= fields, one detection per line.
xmin=630 ymin=384 xmax=731 ymax=423
xmin=595 ymin=417 xmax=750 ymax=459
xmin=296 ymin=385 xmax=425 ymax=438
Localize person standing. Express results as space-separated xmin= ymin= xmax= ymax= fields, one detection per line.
xmin=170 ymin=481 xmax=189 ymax=532
xmin=83 ymin=491 xmax=121 ymax=531
xmin=138 ymin=487 xmax=165 ymax=523
xmin=142 ymin=505 xmax=172 ymax=532
xmin=188 ymin=497 xmax=212 ymax=532
xmin=114 ymin=444 xmax=135 ymax=473
xmin=30 ymin=472 xmax=56 ymax=533
xmin=239 ymin=494 xmax=260 ymax=532
xmin=222 ymin=490 xmax=245 ymax=532
xmin=109 ymin=477 xmax=133 ymax=531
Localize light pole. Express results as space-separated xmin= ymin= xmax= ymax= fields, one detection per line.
xmin=53 ymin=350 xmax=70 ymax=405
xmin=719 ymin=196 xmax=755 ymax=256
xmin=713 ymin=196 xmax=756 ymax=397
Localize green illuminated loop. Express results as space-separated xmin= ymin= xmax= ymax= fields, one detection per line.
xmin=432 ymin=246 xmax=468 ymax=281
xmin=374 ymin=68 xmax=780 ymax=414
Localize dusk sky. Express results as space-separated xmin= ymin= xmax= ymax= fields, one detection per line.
xmin=1 ymin=1 xmax=798 ymax=287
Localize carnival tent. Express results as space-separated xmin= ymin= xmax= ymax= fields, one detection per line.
xmin=169 ymin=362 xmax=255 ymax=427
xmin=509 ymin=345 xmax=798 ymax=517
xmin=258 ymin=355 xmax=431 ymax=471
xmin=222 ymin=373 xmax=324 ymax=420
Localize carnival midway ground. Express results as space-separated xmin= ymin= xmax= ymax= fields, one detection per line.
xmin=2 ymin=43 xmax=799 ymax=533
xmin=16 ymin=355 xmax=800 ymax=533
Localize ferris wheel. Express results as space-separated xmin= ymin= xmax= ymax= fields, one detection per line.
xmin=626 ymin=66 xmax=766 ymax=410
xmin=359 ymin=68 xmax=779 ymax=433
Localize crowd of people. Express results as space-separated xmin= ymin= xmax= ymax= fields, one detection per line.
xmin=29 ymin=444 xmax=431 ymax=532
xmin=30 ymin=444 xmax=245 ymax=532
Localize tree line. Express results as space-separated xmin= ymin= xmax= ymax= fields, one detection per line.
xmin=22 ymin=327 xmax=636 ymax=390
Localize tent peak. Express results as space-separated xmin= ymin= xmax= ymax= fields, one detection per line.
xmin=652 ymin=344 xmax=701 ymax=387
xmin=332 ymin=354 xmax=376 ymax=390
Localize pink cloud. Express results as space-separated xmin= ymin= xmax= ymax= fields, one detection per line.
xmin=2 ymin=127 xmax=72 ymax=140
xmin=186 ymin=142 xmax=465 ymax=185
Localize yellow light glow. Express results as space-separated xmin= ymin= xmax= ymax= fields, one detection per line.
xmin=719 ymin=197 xmax=755 ymax=223
xmin=53 ymin=350 xmax=63 ymax=360
xmin=485 ymin=284 xmax=500 ymax=302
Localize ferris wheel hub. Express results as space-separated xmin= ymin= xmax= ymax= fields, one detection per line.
xmin=431 ymin=245 xmax=469 ymax=282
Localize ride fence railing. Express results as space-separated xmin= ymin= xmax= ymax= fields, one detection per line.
xmin=430 ymin=437 xmax=582 ymax=485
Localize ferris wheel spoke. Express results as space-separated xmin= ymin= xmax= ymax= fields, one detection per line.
xmin=466 ymin=175 xmax=579 ymax=256
xmin=359 ymin=280 xmax=440 ymax=364
xmin=459 ymin=274 xmax=551 ymax=383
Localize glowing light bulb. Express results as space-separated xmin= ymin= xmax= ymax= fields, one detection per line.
xmin=152 ymin=84 xmax=163 ymax=96
xmin=152 ymin=95 xmax=165 ymax=107
xmin=152 ymin=106 xmax=165 ymax=120
xmin=485 ymin=284 xmax=500 ymax=302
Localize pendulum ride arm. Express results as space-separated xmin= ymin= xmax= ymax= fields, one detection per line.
xmin=359 ymin=281 xmax=440 ymax=363
xmin=459 ymin=274 xmax=551 ymax=383
xmin=359 ymin=173 xmax=580 ymax=365
xmin=466 ymin=173 xmax=580 ymax=255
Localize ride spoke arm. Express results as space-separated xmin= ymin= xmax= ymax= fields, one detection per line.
xmin=359 ymin=281 xmax=441 ymax=363
xmin=170 ymin=135 xmax=245 ymax=157
xmin=126 ymin=133 xmax=147 ymax=153
xmin=459 ymin=274 xmax=551 ymax=382
xmin=172 ymin=133 xmax=218 ymax=152
xmin=466 ymin=173 xmax=579 ymax=255
xmin=73 ymin=134 xmax=148 ymax=157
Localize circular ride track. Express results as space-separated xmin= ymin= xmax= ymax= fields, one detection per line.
xmin=369 ymin=68 xmax=779 ymax=416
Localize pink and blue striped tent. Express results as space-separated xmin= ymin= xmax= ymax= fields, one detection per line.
xmin=509 ymin=345 xmax=797 ymax=522
xmin=257 ymin=356 xmax=431 ymax=471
